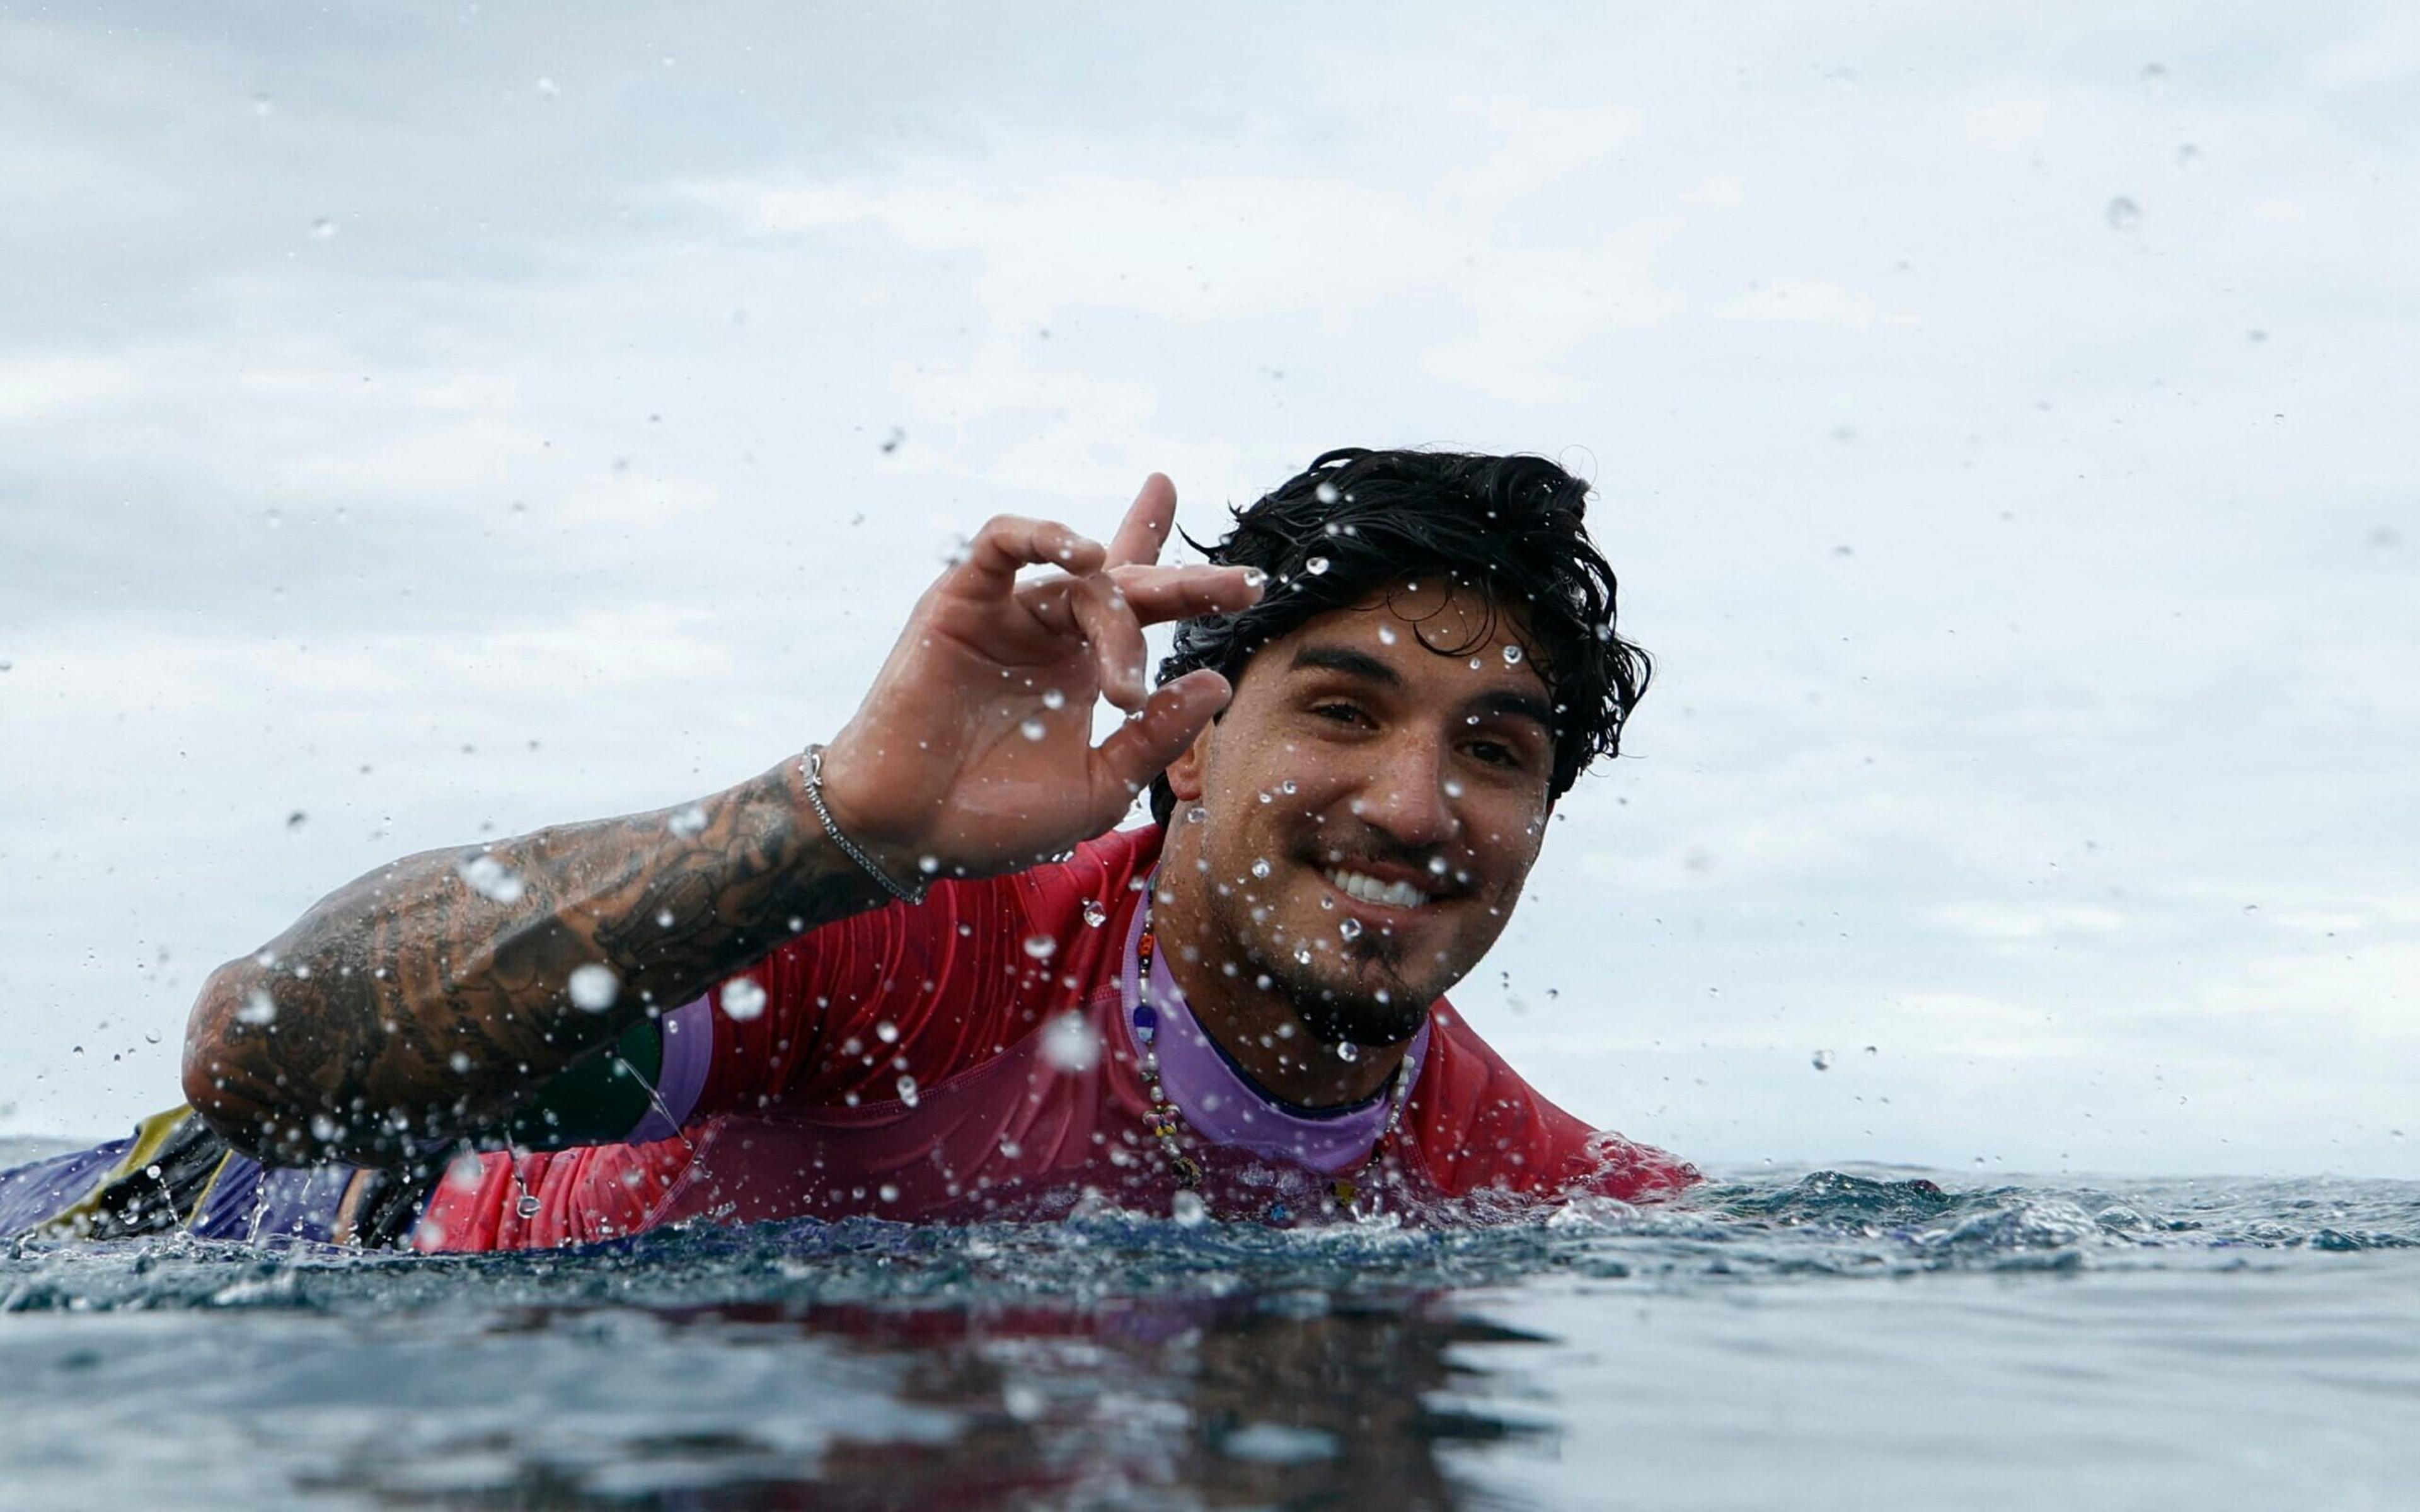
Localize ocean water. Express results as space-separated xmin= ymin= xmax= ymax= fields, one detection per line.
xmin=1 ymin=1145 xmax=2413 ymax=1510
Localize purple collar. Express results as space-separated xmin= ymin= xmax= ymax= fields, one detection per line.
xmin=1121 ymin=896 xmax=1429 ymax=1176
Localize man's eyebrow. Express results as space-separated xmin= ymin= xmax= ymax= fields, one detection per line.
xmin=1286 ymin=644 xmax=1402 ymax=687
xmin=1470 ymin=688 xmax=1555 ymax=733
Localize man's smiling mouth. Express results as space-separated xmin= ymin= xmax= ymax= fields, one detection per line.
xmin=1322 ymin=867 xmax=1434 ymax=910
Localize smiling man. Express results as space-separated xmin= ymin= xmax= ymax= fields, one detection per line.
xmin=1 ymin=448 xmax=1695 ymax=1249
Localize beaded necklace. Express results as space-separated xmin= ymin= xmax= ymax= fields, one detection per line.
xmin=1132 ymin=921 xmax=1413 ymax=1219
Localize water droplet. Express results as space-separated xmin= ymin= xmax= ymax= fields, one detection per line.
xmin=445 ymin=1150 xmax=486 ymax=1191
xmin=1339 ymin=917 xmax=1363 ymax=941
xmin=534 ymin=76 xmax=560 ymax=96
xmin=1279 ymin=779 xmax=1298 ymax=795
xmin=877 ymin=1183 xmax=899 ymax=1203
xmin=1081 ymin=898 xmax=1109 ymax=928
xmin=919 ymin=854 xmax=942 ymax=874
xmin=1335 ymin=1041 xmax=1360 ymax=1062
xmin=1257 ymin=790 xmax=1274 ymax=804
xmin=2104 ymin=196 xmax=2140 ymax=231
xmin=720 ymin=977 xmax=767 ymax=1021
xmin=1172 ymin=1189 xmax=1209 ymax=1226
xmin=567 ymin=963 xmax=620 ymax=1012
xmin=456 ymin=854 xmax=526 ymax=904
xmin=1442 ymin=779 xmax=1464 ymax=799
xmin=1041 ymin=688 xmax=1066 ymax=710
xmin=285 ymin=810 xmax=308 ymax=832
xmin=1250 ymin=857 xmax=1272 ymax=879
xmin=896 ymin=1074 xmax=920 ymax=1108
xmin=1502 ymin=644 xmax=1524 ymax=666
xmin=309 ymin=217 xmax=338 ymax=240
xmin=667 ymin=804 xmax=708 ymax=838
xmin=1020 ymin=718 xmax=1047 ymax=742
xmin=1305 ymin=556 xmax=1330 ymax=576
xmin=1041 ymin=1011 xmax=1100 ymax=1072
xmin=1467 ymin=656 xmax=1484 ymax=671
xmin=237 ymin=990 xmax=277 ymax=1026
xmin=1863 ymin=1045 xmax=1879 ymax=1057
xmin=1811 ymin=1049 xmax=1834 ymax=1071
xmin=1293 ymin=945 xmax=1312 ymax=966
xmin=1376 ymin=624 xmax=1397 ymax=646
xmin=448 ymin=1051 xmax=472 ymax=1074
xmin=310 ymin=1113 xmax=344 ymax=1143
xmin=1314 ymin=482 xmax=1340 ymax=505
xmin=1427 ymin=856 xmax=1448 ymax=875
xmin=1023 ymin=934 xmax=1058 ymax=959
xmin=654 ymin=907 xmax=676 ymax=929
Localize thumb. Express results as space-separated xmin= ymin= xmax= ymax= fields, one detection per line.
xmin=1085 ymin=668 xmax=1231 ymax=825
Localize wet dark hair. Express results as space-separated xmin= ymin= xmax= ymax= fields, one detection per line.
xmin=1150 ymin=447 xmax=1649 ymax=824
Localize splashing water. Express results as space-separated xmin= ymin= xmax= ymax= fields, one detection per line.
xmin=566 ymin=964 xmax=619 ymax=1013
xmin=1040 ymin=1012 xmax=1100 ymax=1074
xmin=456 ymin=854 xmax=525 ymax=904
xmin=718 ymin=978 xmax=767 ymax=1022
xmin=1 ymin=1160 xmax=2412 ymax=1507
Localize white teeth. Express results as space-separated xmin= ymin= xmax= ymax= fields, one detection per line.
xmin=1324 ymin=869 xmax=1428 ymax=909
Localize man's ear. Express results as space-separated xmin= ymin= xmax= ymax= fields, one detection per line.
xmin=1163 ymin=720 xmax=1215 ymax=803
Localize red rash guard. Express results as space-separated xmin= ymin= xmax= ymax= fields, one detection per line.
xmin=414 ymin=825 xmax=1697 ymax=1252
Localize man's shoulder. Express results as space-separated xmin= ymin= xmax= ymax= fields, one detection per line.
xmin=996 ymin=823 xmax=1163 ymax=916
xmin=1410 ymin=1004 xmax=1699 ymax=1202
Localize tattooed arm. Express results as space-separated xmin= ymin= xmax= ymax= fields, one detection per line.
xmin=180 ymin=759 xmax=890 ymax=1167
xmin=182 ymin=478 xmax=1260 ymax=1168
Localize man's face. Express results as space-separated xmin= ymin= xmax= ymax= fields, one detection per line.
xmin=1164 ymin=579 xmax=1557 ymax=1045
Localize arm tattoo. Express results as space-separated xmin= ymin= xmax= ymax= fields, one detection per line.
xmin=180 ymin=758 xmax=888 ymax=1169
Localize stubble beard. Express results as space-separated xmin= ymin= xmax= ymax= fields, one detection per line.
xmin=1202 ymin=873 xmax=1432 ymax=1048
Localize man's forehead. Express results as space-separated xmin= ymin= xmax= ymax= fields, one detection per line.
xmin=1267 ymin=580 xmax=1550 ymax=701
xmin=1319 ymin=578 xmax=1538 ymax=660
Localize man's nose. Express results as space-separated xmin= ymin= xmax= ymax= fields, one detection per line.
xmin=1349 ymin=735 xmax=1461 ymax=852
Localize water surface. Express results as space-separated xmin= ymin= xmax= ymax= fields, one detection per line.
xmin=4 ymin=1147 xmax=2413 ymax=1509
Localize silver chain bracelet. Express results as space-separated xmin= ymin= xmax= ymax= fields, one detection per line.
xmin=800 ymin=745 xmax=929 ymax=906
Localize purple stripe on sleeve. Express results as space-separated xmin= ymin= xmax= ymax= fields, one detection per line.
xmin=627 ymin=994 xmax=713 ymax=1143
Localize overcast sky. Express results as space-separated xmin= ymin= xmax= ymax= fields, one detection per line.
xmin=3 ymin=2 xmax=2413 ymax=1178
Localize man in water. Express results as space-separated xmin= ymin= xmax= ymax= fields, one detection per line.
xmin=1 ymin=448 xmax=1695 ymax=1249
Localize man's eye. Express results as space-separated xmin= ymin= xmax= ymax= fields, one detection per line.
xmin=1468 ymin=740 xmax=1524 ymax=769
xmin=1311 ymin=702 xmax=1367 ymax=726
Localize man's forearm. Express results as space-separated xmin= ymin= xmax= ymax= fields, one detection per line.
xmin=182 ymin=757 xmax=889 ymax=1169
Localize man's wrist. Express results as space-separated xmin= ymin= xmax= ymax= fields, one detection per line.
xmin=797 ymin=744 xmax=930 ymax=905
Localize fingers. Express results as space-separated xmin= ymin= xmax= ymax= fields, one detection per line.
xmin=1088 ymin=669 xmax=1233 ymax=820
xmin=1104 ymin=474 xmax=1177 ymax=568
xmin=1109 ymin=563 xmax=1265 ymax=626
xmin=956 ymin=515 xmax=1107 ymax=593
xmin=1063 ymin=573 xmax=1150 ymax=712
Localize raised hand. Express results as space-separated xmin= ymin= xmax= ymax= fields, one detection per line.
xmin=817 ymin=474 xmax=1260 ymax=881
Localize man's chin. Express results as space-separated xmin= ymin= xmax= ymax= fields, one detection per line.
xmin=1270 ymin=958 xmax=1431 ymax=1048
